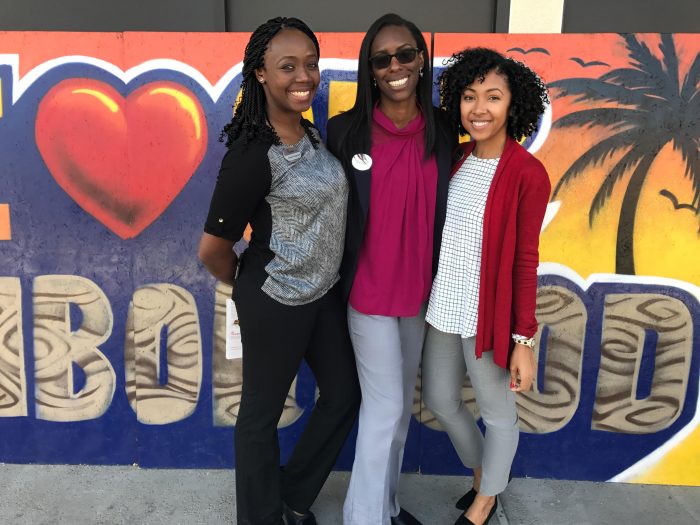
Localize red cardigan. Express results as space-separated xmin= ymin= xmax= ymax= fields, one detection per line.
xmin=452 ymin=138 xmax=551 ymax=369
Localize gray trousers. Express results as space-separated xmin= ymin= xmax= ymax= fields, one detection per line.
xmin=422 ymin=326 xmax=519 ymax=496
xmin=343 ymin=304 xmax=427 ymax=525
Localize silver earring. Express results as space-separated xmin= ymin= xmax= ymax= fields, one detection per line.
xmin=419 ymin=67 xmax=424 ymax=78
xmin=258 ymin=77 xmax=265 ymax=84
xmin=372 ymin=78 xmax=377 ymax=87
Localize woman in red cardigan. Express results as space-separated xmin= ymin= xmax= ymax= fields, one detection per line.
xmin=422 ymin=48 xmax=551 ymax=525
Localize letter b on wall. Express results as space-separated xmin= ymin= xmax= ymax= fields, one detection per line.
xmin=33 ymin=275 xmax=115 ymax=421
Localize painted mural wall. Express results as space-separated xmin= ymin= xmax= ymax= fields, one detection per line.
xmin=0 ymin=32 xmax=698 ymax=486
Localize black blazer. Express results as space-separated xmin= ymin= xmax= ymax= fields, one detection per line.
xmin=326 ymin=107 xmax=457 ymax=302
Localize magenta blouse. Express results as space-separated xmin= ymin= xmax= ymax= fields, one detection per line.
xmin=348 ymin=106 xmax=438 ymax=317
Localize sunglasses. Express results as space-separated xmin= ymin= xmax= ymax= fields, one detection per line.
xmin=369 ymin=48 xmax=420 ymax=69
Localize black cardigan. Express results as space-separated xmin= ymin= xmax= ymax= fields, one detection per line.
xmin=326 ymin=107 xmax=457 ymax=302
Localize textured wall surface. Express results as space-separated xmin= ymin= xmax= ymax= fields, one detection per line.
xmin=0 ymin=31 xmax=698 ymax=485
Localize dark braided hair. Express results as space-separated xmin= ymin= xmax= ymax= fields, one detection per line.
xmin=220 ymin=17 xmax=320 ymax=148
xmin=438 ymin=47 xmax=549 ymax=140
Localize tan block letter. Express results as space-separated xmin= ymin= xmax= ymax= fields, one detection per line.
xmin=125 ymin=284 xmax=202 ymax=425
xmin=518 ymin=285 xmax=587 ymax=433
xmin=33 ymin=275 xmax=115 ymax=421
xmin=593 ymin=293 xmax=693 ymax=434
xmin=0 ymin=277 xmax=27 ymax=416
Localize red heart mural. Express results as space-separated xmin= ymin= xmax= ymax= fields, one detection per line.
xmin=35 ymin=78 xmax=208 ymax=239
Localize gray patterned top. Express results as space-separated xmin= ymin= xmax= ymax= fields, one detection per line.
xmin=262 ymin=131 xmax=349 ymax=305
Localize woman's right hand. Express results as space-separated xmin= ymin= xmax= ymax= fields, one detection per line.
xmin=509 ymin=343 xmax=535 ymax=392
xmin=198 ymin=233 xmax=237 ymax=286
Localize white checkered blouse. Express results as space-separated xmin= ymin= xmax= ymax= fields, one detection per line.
xmin=426 ymin=153 xmax=499 ymax=337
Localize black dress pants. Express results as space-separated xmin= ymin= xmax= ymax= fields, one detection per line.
xmin=233 ymin=268 xmax=361 ymax=525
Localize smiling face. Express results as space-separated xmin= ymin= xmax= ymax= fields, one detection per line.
xmin=255 ymin=28 xmax=320 ymax=120
xmin=460 ymin=69 xmax=512 ymax=158
xmin=369 ymin=25 xmax=424 ymax=106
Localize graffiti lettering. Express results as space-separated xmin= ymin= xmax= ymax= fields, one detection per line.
xmin=0 ymin=277 xmax=26 ymax=417
xmin=519 ymin=285 xmax=587 ymax=433
xmin=33 ymin=275 xmax=115 ymax=421
xmin=0 ymin=276 xmax=308 ymax=427
xmin=593 ymin=293 xmax=693 ymax=434
xmin=0 ymin=275 xmax=694 ymax=432
xmin=124 ymin=283 xmax=202 ymax=425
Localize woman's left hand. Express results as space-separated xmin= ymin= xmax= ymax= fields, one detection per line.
xmin=509 ymin=343 xmax=535 ymax=392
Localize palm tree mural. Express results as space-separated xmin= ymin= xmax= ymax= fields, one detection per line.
xmin=549 ymin=34 xmax=699 ymax=275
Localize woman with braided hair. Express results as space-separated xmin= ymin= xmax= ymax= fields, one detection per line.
xmin=422 ymin=48 xmax=550 ymax=525
xmin=199 ymin=17 xmax=360 ymax=525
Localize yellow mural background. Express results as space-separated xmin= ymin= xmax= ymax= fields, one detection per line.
xmin=434 ymin=33 xmax=699 ymax=486
xmin=430 ymin=33 xmax=699 ymax=287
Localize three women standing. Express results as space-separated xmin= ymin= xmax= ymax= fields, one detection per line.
xmin=199 ymin=17 xmax=360 ymax=525
xmin=200 ymin=14 xmax=550 ymax=525
xmin=326 ymin=13 xmax=457 ymax=525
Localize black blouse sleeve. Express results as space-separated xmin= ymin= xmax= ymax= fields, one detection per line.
xmin=325 ymin=115 xmax=340 ymax=158
xmin=203 ymin=139 xmax=272 ymax=242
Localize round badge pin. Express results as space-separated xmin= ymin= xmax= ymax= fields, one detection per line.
xmin=351 ymin=154 xmax=372 ymax=171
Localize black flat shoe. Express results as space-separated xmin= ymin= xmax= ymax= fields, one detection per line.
xmin=457 ymin=471 xmax=512 ymax=510
xmin=283 ymin=503 xmax=317 ymax=525
xmin=452 ymin=496 xmax=497 ymax=525
xmin=455 ymin=488 xmax=476 ymax=510
xmin=453 ymin=514 xmax=472 ymax=525
xmin=483 ymin=498 xmax=497 ymax=525
xmin=391 ymin=507 xmax=423 ymax=525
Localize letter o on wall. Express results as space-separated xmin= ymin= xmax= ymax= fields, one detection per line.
xmin=125 ymin=284 xmax=202 ymax=425
xmin=518 ymin=285 xmax=587 ymax=433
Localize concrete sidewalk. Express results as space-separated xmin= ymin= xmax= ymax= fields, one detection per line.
xmin=0 ymin=465 xmax=698 ymax=525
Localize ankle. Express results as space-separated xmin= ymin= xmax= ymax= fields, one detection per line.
xmin=472 ymin=468 xmax=483 ymax=491
xmin=472 ymin=494 xmax=495 ymax=509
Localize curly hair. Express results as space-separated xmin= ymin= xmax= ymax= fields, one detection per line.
xmin=220 ymin=17 xmax=320 ymax=148
xmin=438 ymin=47 xmax=549 ymax=140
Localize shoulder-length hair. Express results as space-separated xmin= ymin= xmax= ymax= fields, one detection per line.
xmin=339 ymin=13 xmax=436 ymax=160
xmin=438 ymin=47 xmax=548 ymax=140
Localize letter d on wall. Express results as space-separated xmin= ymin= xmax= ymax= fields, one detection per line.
xmin=33 ymin=275 xmax=115 ymax=421
xmin=593 ymin=293 xmax=694 ymax=434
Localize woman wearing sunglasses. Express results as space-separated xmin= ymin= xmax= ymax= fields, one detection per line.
xmin=326 ymin=13 xmax=456 ymax=525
